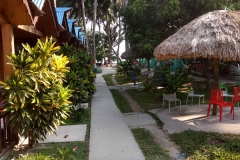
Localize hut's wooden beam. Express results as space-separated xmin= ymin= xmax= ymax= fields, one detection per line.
xmin=1 ymin=24 xmax=14 ymax=80
xmin=0 ymin=13 xmax=9 ymax=24
xmin=16 ymin=25 xmax=43 ymax=37
xmin=16 ymin=25 xmax=58 ymax=42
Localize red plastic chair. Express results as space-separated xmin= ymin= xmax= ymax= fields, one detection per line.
xmin=233 ymin=87 xmax=240 ymax=110
xmin=207 ymin=88 xmax=234 ymax=122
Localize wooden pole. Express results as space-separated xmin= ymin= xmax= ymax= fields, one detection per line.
xmin=212 ymin=58 xmax=219 ymax=115
xmin=1 ymin=24 xmax=14 ymax=80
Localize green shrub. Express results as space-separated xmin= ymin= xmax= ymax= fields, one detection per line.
xmin=117 ymin=60 xmax=141 ymax=78
xmin=56 ymin=146 xmax=76 ymax=160
xmin=69 ymin=107 xmax=90 ymax=123
xmin=57 ymin=43 xmax=96 ymax=104
xmin=155 ymin=66 xmax=192 ymax=94
xmin=0 ymin=38 xmax=72 ymax=147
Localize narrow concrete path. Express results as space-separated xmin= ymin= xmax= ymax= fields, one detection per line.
xmin=89 ymin=68 xmax=145 ymax=160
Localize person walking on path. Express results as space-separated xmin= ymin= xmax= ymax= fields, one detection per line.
xmin=130 ymin=59 xmax=139 ymax=87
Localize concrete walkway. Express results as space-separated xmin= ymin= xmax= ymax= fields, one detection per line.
xmin=150 ymin=104 xmax=240 ymax=134
xmin=89 ymin=67 xmax=144 ymax=160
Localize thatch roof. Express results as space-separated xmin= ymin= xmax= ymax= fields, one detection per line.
xmin=121 ymin=48 xmax=133 ymax=59
xmin=121 ymin=48 xmax=143 ymax=59
xmin=154 ymin=10 xmax=240 ymax=61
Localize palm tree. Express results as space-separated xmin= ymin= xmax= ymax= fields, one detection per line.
xmin=61 ymin=0 xmax=123 ymax=62
xmin=93 ymin=0 xmax=97 ymax=65
xmin=79 ymin=0 xmax=89 ymax=54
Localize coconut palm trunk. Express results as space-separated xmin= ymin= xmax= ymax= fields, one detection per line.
xmin=97 ymin=22 xmax=107 ymax=61
xmin=147 ymin=58 xmax=150 ymax=71
xmin=93 ymin=0 xmax=97 ymax=64
xmin=79 ymin=0 xmax=89 ymax=54
xmin=116 ymin=15 xmax=121 ymax=64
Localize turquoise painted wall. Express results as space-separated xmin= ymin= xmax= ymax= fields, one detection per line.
xmin=150 ymin=58 xmax=156 ymax=68
xmin=139 ymin=58 xmax=185 ymax=70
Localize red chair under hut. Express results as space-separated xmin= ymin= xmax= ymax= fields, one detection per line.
xmin=207 ymin=88 xmax=234 ymax=122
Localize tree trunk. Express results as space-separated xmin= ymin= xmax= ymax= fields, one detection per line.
xmin=116 ymin=15 xmax=121 ymax=64
xmin=107 ymin=22 xmax=113 ymax=61
xmin=28 ymin=131 xmax=34 ymax=148
xmin=79 ymin=0 xmax=89 ymax=54
xmin=203 ymin=58 xmax=210 ymax=90
xmin=212 ymin=58 xmax=219 ymax=115
xmin=93 ymin=0 xmax=97 ymax=65
xmin=97 ymin=22 xmax=106 ymax=61
xmin=147 ymin=58 xmax=150 ymax=71
xmin=102 ymin=20 xmax=113 ymax=61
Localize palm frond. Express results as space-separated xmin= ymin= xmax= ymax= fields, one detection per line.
xmin=228 ymin=65 xmax=240 ymax=86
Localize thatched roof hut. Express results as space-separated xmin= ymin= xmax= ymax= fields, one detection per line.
xmin=154 ymin=10 xmax=240 ymax=61
xmin=121 ymin=48 xmax=143 ymax=59
xmin=121 ymin=48 xmax=132 ymax=59
xmin=121 ymin=48 xmax=146 ymax=59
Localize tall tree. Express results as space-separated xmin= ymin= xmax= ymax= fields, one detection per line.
xmin=79 ymin=0 xmax=89 ymax=54
xmin=93 ymin=0 xmax=97 ymax=65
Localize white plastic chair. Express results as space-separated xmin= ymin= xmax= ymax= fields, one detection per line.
xmin=163 ymin=93 xmax=181 ymax=113
xmin=186 ymin=90 xmax=205 ymax=110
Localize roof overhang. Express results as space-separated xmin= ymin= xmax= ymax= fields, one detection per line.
xmin=0 ymin=0 xmax=33 ymax=25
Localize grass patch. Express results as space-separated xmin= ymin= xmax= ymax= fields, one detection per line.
xmin=115 ymin=74 xmax=144 ymax=86
xmin=62 ymin=107 xmax=91 ymax=126
xmin=110 ymin=89 xmax=133 ymax=113
xmin=115 ymin=74 xmax=132 ymax=85
xmin=10 ymin=142 xmax=89 ymax=160
xmin=126 ymin=89 xmax=163 ymax=111
xmin=170 ymin=130 xmax=240 ymax=159
xmin=132 ymin=128 xmax=171 ymax=160
xmin=102 ymin=74 xmax=114 ymax=86
xmin=146 ymin=111 xmax=164 ymax=129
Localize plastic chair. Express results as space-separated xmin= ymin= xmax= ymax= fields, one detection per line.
xmin=233 ymin=87 xmax=240 ymax=110
xmin=219 ymin=82 xmax=233 ymax=101
xmin=186 ymin=89 xmax=205 ymax=110
xmin=207 ymin=88 xmax=234 ymax=122
xmin=163 ymin=93 xmax=181 ymax=113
